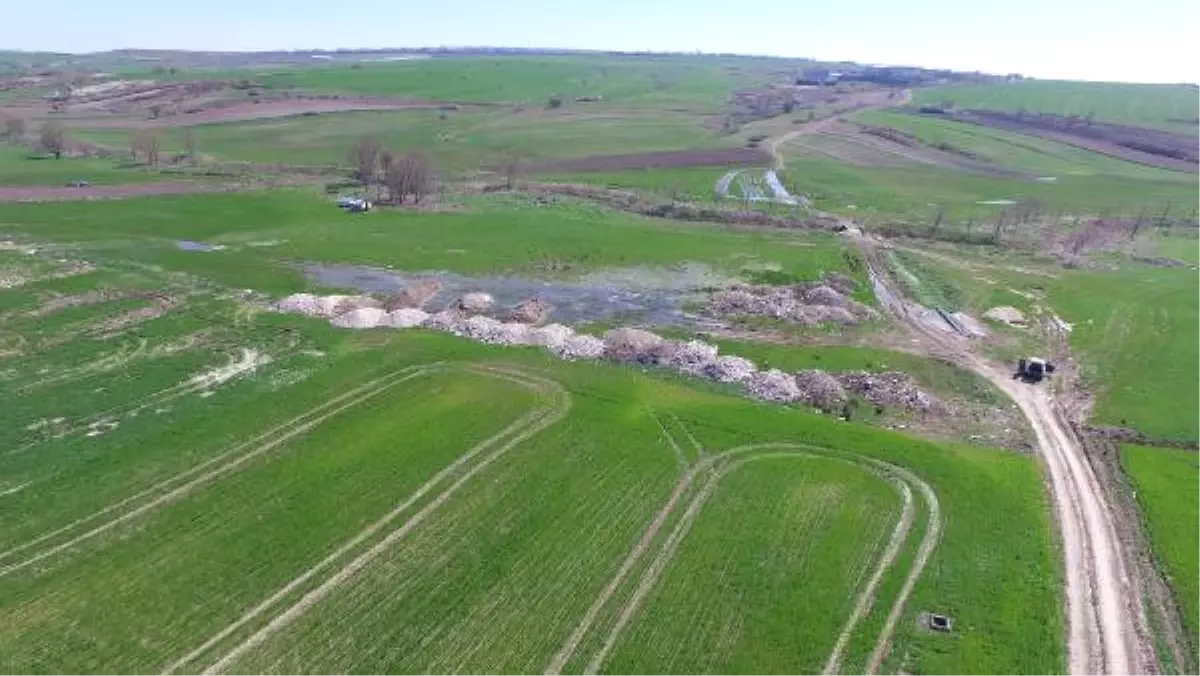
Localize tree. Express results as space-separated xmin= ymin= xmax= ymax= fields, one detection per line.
xmin=348 ymin=137 xmax=382 ymax=184
xmin=2 ymin=115 xmax=25 ymax=140
xmin=39 ymin=121 xmax=67 ymax=159
xmin=131 ymin=130 xmax=160 ymax=165
xmin=499 ymin=153 xmax=524 ymax=190
xmin=547 ymin=94 xmax=564 ymax=109
xmin=182 ymin=128 xmax=197 ymax=162
xmin=383 ymin=150 xmax=434 ymax=204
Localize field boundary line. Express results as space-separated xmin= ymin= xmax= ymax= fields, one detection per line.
xmin=196 ymin=367 xmax=570 ymax=675
xmin=0 ymin=363 xmax=443 ymax=574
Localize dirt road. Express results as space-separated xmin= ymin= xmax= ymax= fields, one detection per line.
xmin=858 ymin=237 xmax=1154 ymax=674
xmin=767 ymin=89 xmax=912 ymax=170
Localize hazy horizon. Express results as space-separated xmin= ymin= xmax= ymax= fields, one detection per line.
xmin=3 ymin=0 xmax=1198 ymax=84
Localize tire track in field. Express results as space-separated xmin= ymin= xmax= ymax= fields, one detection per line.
xmin=0 ymin=363 xmax=442 ymax=575
xmin=551 ymin=442 xmax=940 ymax=675
xmin=193 ymin=367 xmax=571 ymax=675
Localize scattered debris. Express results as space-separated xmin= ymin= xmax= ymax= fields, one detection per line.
xmin=983 ymin=306 xmax=1027 ymax=326
xmin=384 ymin=280 xmax=442 ymax=310
xmin=660 ymin=339 xmax=719 ymax=376
xmin=704 ymin=355 xmax=758 ymax=383
xmin=509 ymin=297 xmax=553 ymax=325
xmin=453 ymin=292 xmax=495 ymax=314
xmin=794 ymin=369 xmax=849 ymax=411
xmin=529 ymin=323 xmax=575 ymax=349
xmin=331 ymin=307 xmax=387 ymax=329
xmin=187 ymin=348 xmax=271 ymax=390
xmin=551 ymin=334 xmax=606 ymax=360
xmin=84 ymin=419 xmax=120 ymax=437
xmin=708 ymin=280 xmax=875 ymax=326
xmin=836 ymin=371 xmax=938 ymax=412
xmin=744 ymin=369 xmax=802 ymax=403
xmin=384 ymin=308 xmax=429 ymax=328
xmin=603 ymin=328 xmax=666 ymax=364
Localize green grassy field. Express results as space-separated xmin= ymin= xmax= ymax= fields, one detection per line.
xmin=74 ymin=107 xmax=730 ymax=173
xmin=0 ymin=183 xmax=1064 ymax=673
xmin=1121 ymin=444 xmax=1200 ymax=652
xmin=133 ymin=55 xmax=767 ymax=111
xmin=0 ymin=190 xmax=857 ymax=293
xmin=0 ymin=144 xmax=173 ymax=186
xmin=913 ymin=80 xmax=1200 ymax=135
xmin=1044 ymin=266 xmax=1199 ymax=441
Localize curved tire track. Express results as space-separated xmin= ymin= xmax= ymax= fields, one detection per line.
xmin=191 ymin=366 xmax=570 ymax=674
xmin=549 ymin=441 xmax=940 ymax=675
xmin=0 ymin=363 xmax=444 ymax=574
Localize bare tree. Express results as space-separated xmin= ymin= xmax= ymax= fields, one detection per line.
xmin=39 ymin=121 xmax=67 ymax=159
xmin=2 ymin=115 xmax=25 ymax=140
xmin=499 ymin=153 xmax=524 ymax=190
xmin=348 ymin=137 xmax=382 ymax=184
xmin=383 ymin=151 xmax=435 ymax=204
xmin=182 ymin=128 xmax=197 ymax=162
xmin=131 ymin=130 xmax=160 ymax=166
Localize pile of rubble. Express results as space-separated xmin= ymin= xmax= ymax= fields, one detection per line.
xmin=835 ymin=371 xmax=939 ymax=412
xmin=273 ymin=281 xmax=937 ymax=417
xmin=707 ymin=274 xmax=877 ymax=327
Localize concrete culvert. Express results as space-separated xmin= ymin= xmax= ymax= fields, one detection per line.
xmin=509 ymin=297 xmax=553 ymax=325
xmin=385 ymin=279 xmax=442 ymax=310
xmin=603 ymin=328 xmax=665 ymax=364
xmin=331 ymin=307 xmax=387 ymax=329
xmin=794 ymin=369 xmax=848 ymax=411
xmin=703 ymin=355 xmax=757 ymax=383
xmin=744 ymin=368 xmax=802 ymax=403
xmin=453 ymin=292 xmax=495 ymax=314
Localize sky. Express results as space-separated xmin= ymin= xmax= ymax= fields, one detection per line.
xmin=2 ymin=0 xmax=1197 ymax=83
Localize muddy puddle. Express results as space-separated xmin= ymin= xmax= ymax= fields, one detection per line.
xmin=304 ymin=263 xmax=739 ymax=327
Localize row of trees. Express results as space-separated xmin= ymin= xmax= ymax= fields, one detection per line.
xmin=2 ymin=115 xmax=68 ymax=158
xmin=349 ymin=137 xmax=434 ymax=204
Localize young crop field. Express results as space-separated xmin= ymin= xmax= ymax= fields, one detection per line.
xmin=0 ymin=185 xmax=1064 ymax=674
xmin=853 ymin=110 xmax=1194 ymax=181
xmin=913 ymin=80 xmax=1200 ymax=135
xmin=1120 ymin=444 xmax=1200 ymax=651
xmin=137 ymin=55 xmax=768 ymax=111
xmin=74 ymin=107 xmax=729 ymax=173
xmin=1043 ymin=266 xmax=1199 ymax=442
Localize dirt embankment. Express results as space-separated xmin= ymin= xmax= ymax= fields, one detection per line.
xmin=949 ymin=109 xmax=1199 ymax=173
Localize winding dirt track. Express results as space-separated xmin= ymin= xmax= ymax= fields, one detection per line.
xmin=858 ymin=237 xmax=1155 ymax=674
